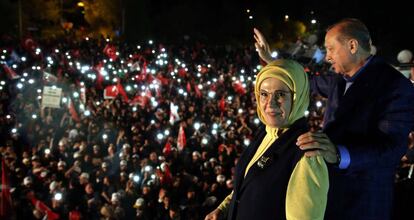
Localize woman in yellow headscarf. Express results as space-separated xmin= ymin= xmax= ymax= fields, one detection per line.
xmin=205 ymin=59 xmax=329 ymax=220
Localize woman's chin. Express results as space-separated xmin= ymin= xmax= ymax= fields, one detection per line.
xmin=267 ymin=120 xmax=286 ymax=128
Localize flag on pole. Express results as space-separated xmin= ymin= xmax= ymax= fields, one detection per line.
xmin=68 ymin=98 xmax=80 ymax=122
xmin=94 ymin=62 xmax=104 ymax=89
xmin=218 ymin=97 xmax=226 ymax=112
xmin=169 ymin=102 xmax=180 ymax=125
xmin=177 ymin=125 xmax=186 ymax=151
xmin=103 ymin=44 xmax=118 ymax=61
xmin=103 ymin=83 xmax=129 ymax=103
xmin=130 ymin=95 xmax=148 ymax=108
xmin=79 ymin=84 xmax=86 ymax=104
xmin=22 ymin=37 xmax=37 ymax=52
xmin=186 ymin=82 xmax=192 ymax=93
xmin=1 ymin=63 xmax=20 ymax=80
xmin=116 ymin=81 xmax=129 ymax=103
xmin=1 ymin=158 xmax=13 ymax=219
xmin=43 ymin=71 xmax=58 ymax=83
xmin=232 ymin=82 xmax=246 ymax=95
xmin=163 ymin=141 xmax=172 ymax=156
xmin=29 ymin=195 xmax=59 ymax=220
xmin=194 ymin=84 xmax=202 ymax=98
xmin=104 ymin=85 xmax=119 ymax=99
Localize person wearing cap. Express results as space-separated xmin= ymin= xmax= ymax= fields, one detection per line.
xmin=110 ymin=192 xmax=126 ymax=219
xmin=49 ymin=181 xmax=58 ymax=193
xmin=101 ymin=160 xmax=109 ymax=169
xmin=120 ymin=159 xmax=129 ymax=173
xmin=79 ymin=172 xmax=90 ymax=185
xmin=101 ymin=176 xmax=116 ymax=204
xmin=84 ymin=183 xmax=101 ymax=219
xmin=23 ymin=176 xmax=33 ymax=187
xmin=254 ymin=19 xmax=414 ymax=220
xmin=134 ymin=197 xmax=152 ymax=219
xmin=205 ymin=59 xmax=328 ymax=220
xmin=31 ymin=155 xmax=44 ymax=175
xmin=21 ymin=156 xmax=29 ymax=164
xmin=91 ymin=144 xmax=103 ymax=167
xmin=100 ymin=204 xmax=115 ymax=220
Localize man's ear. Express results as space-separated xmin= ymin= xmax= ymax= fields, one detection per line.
xmin=348 ymin=39 xmax=358 ymax=54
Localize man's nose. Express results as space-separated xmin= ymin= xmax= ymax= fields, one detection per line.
xmin=325 ymin=55 xmax=332 ymax=63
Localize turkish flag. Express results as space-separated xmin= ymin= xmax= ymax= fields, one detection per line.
xmin=186 ymin=82 xmax=192 ymax=93
xmin=218 ymin=97 xmax=226 ymax=112
xmin=94 ymin=62 xmax=104 ymax=89
xmin=69 ymin=210 xmax=81 ymax=220
xmin=116 ymin=82 xmax=129 ymax=102
xmin=2 ymin=64 xmax=20 ymax=80
xmin=1 ymin=159 xmax=13 ymax=219
xmin=29 ymin=196 xmax=59 ymax=220
xmin=232 ymin=82 xmax=246 ymax=95
xmin=160 ymin=164 xmax=173 ymax=185
xmin=169 ymin=102 xmax=180 ymax=125
xmin=79 ymin=84 xmax=86 ymax=104
xmin=194 ymin=84 xmax=202 ymax=98
xmin=130 ymin=95 xmax=148 ymax=108
xmin=163 ymin=141 xmax=172 ymax=156
xmin=68 ymin=98 xmax=80 ymax=122
xmin=178 ymin=68 xmax=187 ymax=77
xmin=157 ymin=75 xmax=169 ymax=85
xmin=22 ymin=37 xmax=37 ymax=52
xmin=104 ymin=85 xmax=118 ymax=99
xmin=200 ymin=66 xmax=209 ymax=74
xmin=103 ymin=44 xmax=118 ymax=61
xmin=177 ymin=125 xmax=186 ymax=151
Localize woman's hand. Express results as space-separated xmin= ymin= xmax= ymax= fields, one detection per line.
xmin=254 ymin=28 xmax=274 ymax=64
xmin=205 ymin=208 xmax=223 ymax=220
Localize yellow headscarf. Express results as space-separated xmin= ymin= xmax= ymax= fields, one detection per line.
xmin=255 ymin=59 xmax=310 ymax=129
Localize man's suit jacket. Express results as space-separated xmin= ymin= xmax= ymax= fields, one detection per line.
xmin=227 ymin=118 xmax=307 ymax=220
xmin=311 ymin=56 xmax=414 ymax=220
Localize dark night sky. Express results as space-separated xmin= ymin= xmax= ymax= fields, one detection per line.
xmin=128 ymin=0 xmax=413 ymax=62
xmin=0 ymin=0 xmax=412 ymax=62
xmin=257 ymin=0 xmax=414 ymax=60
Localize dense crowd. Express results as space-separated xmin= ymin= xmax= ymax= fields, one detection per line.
xmin=0 ymin=34 xmax=411 ymax=220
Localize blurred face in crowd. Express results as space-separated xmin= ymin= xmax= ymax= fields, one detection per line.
xmin=58 ymin=144 xmax=66 ymax=153
xmin=324 ymin=26 xmax=356 ymax=77
xmin=142 ymin=185 xmax=150 ymax=195
xmin=258 ymin=78 xmax=292 ymax=128
xmin=80 ymin=176 xmax=89 ymax=185
xmin=192 ymin=153 xmax=200 ymax=162
xmin=158 ymin=188 xmax=167 ymax=200
xmin=103 ymin=176 xmax=110 ymax=185
xmin=163 ymin=195 xmax=170 ymax=207
xmin=201 ymin=151 xmax=208 ymax=160
xmin=149 ymin=152 xmax=157 ymax=162
xmin=85 ymin=183 xmax=94 ymax=194
xmin=32 ymin=159 xmax=41 ymax=168
xmin=57 ymin=164 xmax=65 ymax=171
xmin=187 ymin=190 xmax=195 ymax=199
xmin=108 ymin=144 xmax=114 ymax=155
xmin=210 ymin=183 xmax=218 ymax=192
xmin=83 ymin=154 xmax=90 ymax=162
xmin=120 ymin=173 xmax=127 ymax=182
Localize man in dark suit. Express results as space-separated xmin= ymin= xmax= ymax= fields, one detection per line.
xmin=255 ymin=18 xmax=414 ymax=220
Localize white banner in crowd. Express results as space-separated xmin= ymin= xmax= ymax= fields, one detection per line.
xmin=42 ymin=86 xmax=62 ymax=109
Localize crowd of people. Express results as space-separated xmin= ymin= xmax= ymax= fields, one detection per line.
xmin=0 ymin=32 xmax=412 ymax=220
